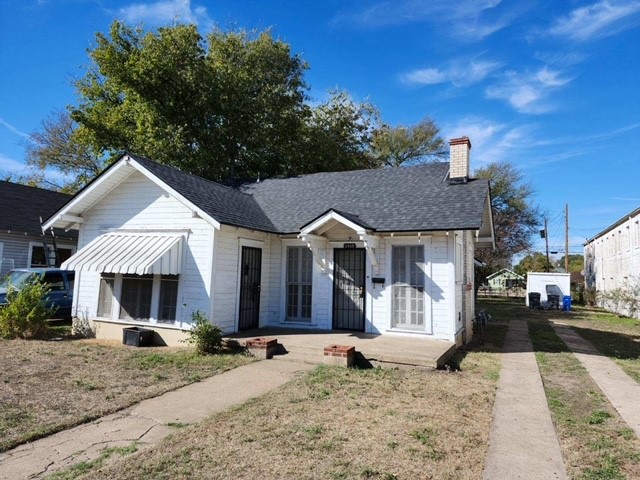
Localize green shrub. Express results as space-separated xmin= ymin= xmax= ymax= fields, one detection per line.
xmin=182 ymin=310 xmax=223 ymax=355
xmin=0 ymin=279 xmax=56 ymax=339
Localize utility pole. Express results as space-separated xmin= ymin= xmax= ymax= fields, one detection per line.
xmin=565 ymin=204 xmax=569 ymax=273
xmin=545 ymin=218 xmax=550 ymax=272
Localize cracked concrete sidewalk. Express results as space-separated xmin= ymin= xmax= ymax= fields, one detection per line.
xmin=552 ymin=322 xmax=640 ymax=438
xmin=0 ymin=360 xmax=312 ymax=479
xmin=483 ymin=319 xmax=568 ymax=480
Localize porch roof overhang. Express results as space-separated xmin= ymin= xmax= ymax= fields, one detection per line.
xmin=298 ymin=209 xmax=379 ymax=273
xmin=62 ymin=231 xmax=184 ymax=275
xmin=474 ymin=192 xmax=495 ymax=249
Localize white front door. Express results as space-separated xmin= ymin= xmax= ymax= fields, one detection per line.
xmin=391 ymin=245 xmax=428 ymax=332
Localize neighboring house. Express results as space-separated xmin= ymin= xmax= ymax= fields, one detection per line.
xmin=44 ymin=137 xmax=494 ymax=346
xmin=486 ymin=268 xmax=525 ymax=290
xmin=0 ymin=181 xmax=77 ymax=276
xmin=584 ymin=206 xmax=640 ymax=316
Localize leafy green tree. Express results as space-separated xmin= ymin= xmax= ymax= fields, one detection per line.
xmin=370 ymin=118 xmax=446 ymax=167
xmin=514 ymin=253 xmax=553 ymax=276
xmin=300 ymin=90 xmax=379 ymax=173
xmin=557 ymin=254 xmax=584 ymax=273
xmin=71 ymin=22 xmax=309 ymax=181
xmin=474 ymin=161 xmax=541 ymax=287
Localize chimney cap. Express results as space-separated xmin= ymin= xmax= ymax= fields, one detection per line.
xmin=449 ymin=136 xmax=471 ymax=148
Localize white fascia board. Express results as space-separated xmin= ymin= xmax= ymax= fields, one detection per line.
xmin=42 ymin=159 xmax=133 ymax=231
xmin=301 ymin=210 xmax=367 ymax=236
xmin=126 ymin=156 xmax=221 ymax=230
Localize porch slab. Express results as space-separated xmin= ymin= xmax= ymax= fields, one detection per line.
xmin=226 ymin=328 xmax=456 ymax=369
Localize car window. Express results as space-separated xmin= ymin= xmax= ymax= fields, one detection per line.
xmin=0 ymin=271 xmax=35 ymax=289
xmin=66 ymin=272 xmax=75 ymax=291
xmin=43 ymin=272 xmax=65 ymax=291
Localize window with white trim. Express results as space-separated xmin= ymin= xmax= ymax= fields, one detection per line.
xmin=391 ymin=245 xmax=425 ymax=330
xmin=120 ymin=275 xmax=153 ymax=320
xmin=97 ymin=274 xmax=115 ymax=317
xmin=98 ymin=273 xmax=180 ymax=323
xmin=29 ymin=244 xmax=75 ymax=268
xmin=286 ymin=247 xmax=312 ymax=322
xmin=158 ymin=275 xmax=179 ymax=322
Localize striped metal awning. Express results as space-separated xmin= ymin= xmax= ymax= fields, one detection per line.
xmin=62 ymin=232 xmax=184 ymax=275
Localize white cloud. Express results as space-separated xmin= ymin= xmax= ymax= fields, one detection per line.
xmin=117 ymin=0 xmax=212 ymax=26
xmin=444 ymin=116 xmax=536 ymax=165
xmin=549 ymin=1 xmax=640 ymax=41
xmin=0 ymin=153 xmax=27 ymax=175
xmin=332 ymin=0 xmax=520 ymax=40
xmin=485 ymin=67 xmax=572 ymax=114
xmin=401 ymin=59 xmax=501 ymax=87
xmin=0 ymin=117 xmax=30 ymax=140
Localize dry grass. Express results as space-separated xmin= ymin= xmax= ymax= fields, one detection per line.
xmin=0 ymin=338 xmax=253 ymax=452
xmin=82 ymin=327 xmax=505 ymax=480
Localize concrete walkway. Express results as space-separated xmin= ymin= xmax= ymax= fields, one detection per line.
xmin=551 ymin=323 xmax=640 ymax=438
xmin=483 ymin=319 xmax=568 ymax=480
xmin=0 ymin=360 xmax=312 ymax=479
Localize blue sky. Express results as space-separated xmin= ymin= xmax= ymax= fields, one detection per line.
xmin=1 ymin=0 xmax=639 ymax=260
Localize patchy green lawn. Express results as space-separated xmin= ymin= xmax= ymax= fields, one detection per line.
xmin=529 ymin=319 xmax=640 ymax=480
xmin=548 ymin=306 xmax=640 ymax=383
xmin=0 ymin=338 xmax=253 ymax=452
xmin=72 ymin=326 xmax=506 ymax=480
xmin=479 ymin=297 xmax=640 ymax=479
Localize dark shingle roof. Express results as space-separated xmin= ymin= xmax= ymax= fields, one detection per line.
xmin=129 ymin=154 xmax=489 ymax=234
xmin=0 ymin=181 xmax=75 ymax=237
xmin=241 ymin=163 xmax=489 ymax=233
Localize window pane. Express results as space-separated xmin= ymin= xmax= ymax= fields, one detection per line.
xmin=158 ymin=276 xmax=179 ymax=322
xmin=42 ymin=272 xmax=65 ymax=291
xmin=120 ymin=275 xmax=152 ymax=320
xmin=392 ymin=245 xmax=425 ymax=330
xmin=31 ymin=246 xmax=47 ymax=267
xmin=286 ymin=247 xmax=312 ymax=322
xmin=97 ymin=275 xmax=114 ymax=318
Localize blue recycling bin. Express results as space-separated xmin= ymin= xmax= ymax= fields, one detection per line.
xmin=562 ymin=295 xmax=572 ymax=311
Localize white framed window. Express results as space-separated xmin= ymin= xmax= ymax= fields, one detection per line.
xmin=98 ymin=273 xmax=180 ymax=324
xmin=391 ymin=245 xmax=425 ymax=331
xmin=120 ymin=275 xmax=153 ymax=320
xmin=158 ymin=275 xmax=179 ymax=322
xmin=286 ymin=247 xmax=312 ymax=322
xmin=28 ymin=242 xmax=75 ymax=268
xmin=97 ymin=274 xmax=115 ymax=318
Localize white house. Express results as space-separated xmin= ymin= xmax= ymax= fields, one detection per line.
xmin=584 ymin=206 xmax=640 ymax=316
xmin=486 ymin=268 xmax=525 ymax=290
xmin=43 ymin=137 xmax=494 ymax=346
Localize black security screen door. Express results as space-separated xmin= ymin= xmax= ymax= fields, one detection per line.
xmin=238 ymin=247 xmax=262 ymax=330
xmin=332 ymin=248 xmax=366 ymax=331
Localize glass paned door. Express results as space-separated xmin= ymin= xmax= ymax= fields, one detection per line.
xmin=392 ymin=245 xmax=426 ymax=331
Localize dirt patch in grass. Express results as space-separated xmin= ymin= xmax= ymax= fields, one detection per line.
xmin=528 ymin=319 xmax=640 ymax=479
xmin=0 ymin=339 xmax=253 ymax=452
xmin=83 ymin=326 xmax=505 ymax=480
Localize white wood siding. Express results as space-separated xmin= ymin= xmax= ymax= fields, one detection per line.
xmin=212 ymin=225 xmax=278 ymax=333
xmin=74 ymin=171 xmax=214 ymax=327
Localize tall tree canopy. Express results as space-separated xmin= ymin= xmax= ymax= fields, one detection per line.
xmin=71 ymin=22 xmax=312 ymax=181
xmin=475 ymin=161 xmax=541 ymax=286
xmin=371 ymin=118 xmax=446 ymax=167
xmin=26 ymin=21 xmax=446 ymax=190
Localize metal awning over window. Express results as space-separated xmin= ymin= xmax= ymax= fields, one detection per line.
xmin=62 ymin=232 xmax=184 ymax=275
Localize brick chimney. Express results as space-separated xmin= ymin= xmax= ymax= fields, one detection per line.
xmin=449 ymin=136 xmax=471 ymax=184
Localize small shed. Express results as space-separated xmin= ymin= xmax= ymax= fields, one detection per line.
xmin=525 ymin=272 xmax=571 ymax=307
